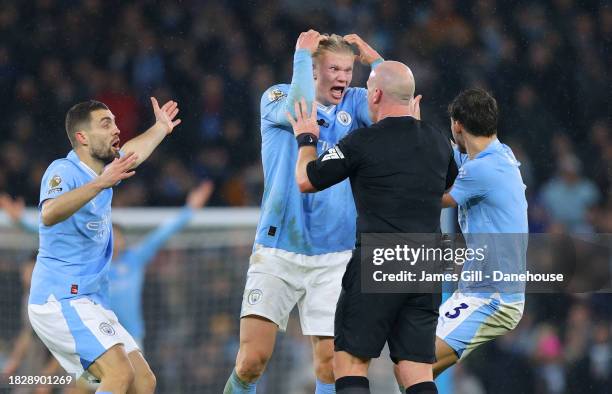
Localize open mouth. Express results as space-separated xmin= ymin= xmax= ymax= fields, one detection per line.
xmin=331 ymin=86 xmax=345 ymax=100
xmin=111 ymin=139 xmax=120 ymax=151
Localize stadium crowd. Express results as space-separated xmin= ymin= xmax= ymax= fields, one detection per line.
xmin=0 ymin=0 xmax=610 ymax=393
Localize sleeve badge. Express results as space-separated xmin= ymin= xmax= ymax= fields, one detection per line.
xmin=268 ymin=88 xmax=287 ymax=102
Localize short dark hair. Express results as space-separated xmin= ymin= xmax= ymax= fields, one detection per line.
xmin=448 ymin=88 xmax=498 ymax=137
xmin=65 ymin=100 xmax=109 ymax=147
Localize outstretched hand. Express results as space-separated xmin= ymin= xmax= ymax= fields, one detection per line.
xmin=151 ymin=97 xmax=181 ymax=134
xmin=344 ymin=34 xmax=382 ymax=65
xmin=186 ymin=180 xmax=214 ymax=209
xmin=286 ymin=98 xmax=320 ymax=138
xmin=0 ymin=193 xmax=25 ymax=222
xmin=95 ymin=152 xmax=138 ymax=189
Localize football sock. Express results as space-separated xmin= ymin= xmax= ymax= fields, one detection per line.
xmin=223 ymin=369 xmax=257 ymax=394
xmin=405 ymin=381 xmax=438 ymax=394
xmin=315 ymin=379 xmax=336 ymax=393
xmin=336 ymin=376 xmax=370 ymax=394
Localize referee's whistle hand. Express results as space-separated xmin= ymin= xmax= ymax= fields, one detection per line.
xmin=286 ymin=98 xmax=320 ymax=138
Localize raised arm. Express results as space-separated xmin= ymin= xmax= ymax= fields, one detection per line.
xmin=262 ymin=30 xmax=326 ymax=126
xmin=344 ymin=34 xmax=383 ymax=67
xmin=0 ymin=194 xmax=37 ymax=233
xmin=121 ymin=97 xmax=181 ymax=167
xmin=343 ymin=34 xmax=384 ymax=124
xmin=126 ymin=181 xmax=214 ymax=267
xmin=42 ymin=153 xmax=137 ymax=226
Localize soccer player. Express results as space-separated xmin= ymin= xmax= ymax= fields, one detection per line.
xmin=224 ymin=31 xmax=383 ymax=394
xmin=288 ymin=60 xmax=457 ymax=394
xmin=27 ymin=98 xmax=180 ymax=394
xmin=109 ymin=180 xmax=213 ymax=347
xmin=435 ymin=88 xmax=528 ymax=376
xmin=2 ymin=181 xmax=214 ymax=349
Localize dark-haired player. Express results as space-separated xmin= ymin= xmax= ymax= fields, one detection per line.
xmin=28 ymin=98 xmax=180 ymax=393
xmin=434 ymin=88 xmax=528 ymax=376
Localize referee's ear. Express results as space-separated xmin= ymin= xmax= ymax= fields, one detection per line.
xmin=442 ymin=193 xmax=457 ymax=208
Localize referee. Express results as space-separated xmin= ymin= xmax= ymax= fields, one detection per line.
xmin=286 ymin=61 xmax=457 ymax=394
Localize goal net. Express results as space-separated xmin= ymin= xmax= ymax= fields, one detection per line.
xmin=0 ymin=208 xmax=397 ymax=393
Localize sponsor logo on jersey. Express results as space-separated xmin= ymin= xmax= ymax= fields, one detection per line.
xmin=247 ymin=289 xmax=263 ymax=305
xmin=268 ymin=88 xmax=287 ymax=102
xmin=321 ymin=146 xmax=345 ymax=162
xmin=87 ymin=214 xmax=110 ymax=241
xmin=99 ymin=322 xmax=116 ymax=336
xmin=336 ymin=110 xmax=352 ymax=126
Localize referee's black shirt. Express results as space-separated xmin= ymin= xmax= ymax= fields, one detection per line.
xmin=306 ymin=116 xmax=457 ymax=238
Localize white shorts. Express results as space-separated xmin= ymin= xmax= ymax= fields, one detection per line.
xmin=436 ymin=292 xmax=524 ymax=359
xmin=28 ymin=296 xmax=140 ymax=379
xmin=240 ymin=245 xmax=351 ymax=336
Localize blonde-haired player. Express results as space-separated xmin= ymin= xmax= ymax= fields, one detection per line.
xmin=224 ymin=31 xmax=383 ymax=394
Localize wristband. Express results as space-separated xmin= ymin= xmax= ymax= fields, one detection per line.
xmin=296 ymin=133 xmax=318 ymax=147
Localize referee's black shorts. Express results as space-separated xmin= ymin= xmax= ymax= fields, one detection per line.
xmin=334 ymin=249 xmax=441 ymax=364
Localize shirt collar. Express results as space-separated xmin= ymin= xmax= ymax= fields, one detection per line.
xmin=66 ymin=150 xmax=97 ymax=178
xmin=316 ymin=102 xmax=336 ymax=114
xmin=475 ymin=138 xmax=501 ymax=159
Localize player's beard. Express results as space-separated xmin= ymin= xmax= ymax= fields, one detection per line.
xmin=91 ymin=142 xmax=118 ymax=164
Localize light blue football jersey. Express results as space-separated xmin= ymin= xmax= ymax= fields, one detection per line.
xmin=109 ymin=207 xmax=193 ymax=341
xmin=450 ymin=139 xmax=528 ymax=296
xmin=30 ymin=150 xmax=113 ymax=307
xmin=255 ymin=84 xmax=371 ymax=255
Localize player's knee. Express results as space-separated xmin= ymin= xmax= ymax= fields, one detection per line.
xmin=235 ymin=349 xmax=270 ymax=382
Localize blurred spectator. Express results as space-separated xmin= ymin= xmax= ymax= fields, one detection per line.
xmin=0 ymin=3 xmax=610 ymax=390
xmin=0 ymin=0 xmax=605 ymax=211
xmin=540 ymin=155 xmax=600 ymax=232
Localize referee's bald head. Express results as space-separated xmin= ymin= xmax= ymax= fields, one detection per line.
xmin=368 ymin=61 xmax=415 ymax=104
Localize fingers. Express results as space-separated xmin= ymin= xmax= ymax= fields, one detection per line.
xmin=294 ymin=100 xmax=302 ymax=120
xmin=172 ymin=119 xmax=182 ymax=128
xmin=161 ymin=100 xmax=177 ymax=114
xmin=344 ymin=34 xmax=357 ymax=43
xmin=120 ymin=171 xmax=136 ymax=179
xmin=287 ymin=98 xmax=316 ymax=128
xmin=310 ymin=101 xmax=317 ymax=122
xmin=297 ymin=29 xmax=325 ymax=52
xmin=198 ymin=181 xmax=214 ymax=200
xmin=116 ymin=152 xmax=138 ymax=169
xmin=299 ymin=98 xmax=309 ymax=118
xmin=286 ymin=112 xmax=297 ymax=128
xmin=150 ymin=97 xmax=160 ymax=111
xmin=343 ymin=34 xmax=361 ymax=45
